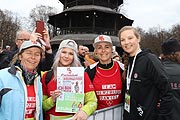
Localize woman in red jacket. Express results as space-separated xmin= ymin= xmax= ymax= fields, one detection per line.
xmin=41 ymin=39 xmax=97 ymax=120
xmin=85 ymin=35 xmax=124 ymax=110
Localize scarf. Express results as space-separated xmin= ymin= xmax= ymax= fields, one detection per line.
xmin=19 ymin=64 xmax=37 ymax=85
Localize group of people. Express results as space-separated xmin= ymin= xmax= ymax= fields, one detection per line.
xmin=0 ymin=25 xmax=179 ymax=120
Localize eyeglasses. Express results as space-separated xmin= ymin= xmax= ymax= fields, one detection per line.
xmin=17 ymin=39 xmax=29 ymax=42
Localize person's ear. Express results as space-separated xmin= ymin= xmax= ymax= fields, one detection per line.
xmin=18 ymin=54 xmax=22 ymax=61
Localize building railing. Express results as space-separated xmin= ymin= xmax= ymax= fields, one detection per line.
xmin=58 ymin=27 xmax=118 ymax=36
xmin=64 ymin=0 xmax=118 ymax=9
xmin=88 ymin=104 xmax=123 ymax=120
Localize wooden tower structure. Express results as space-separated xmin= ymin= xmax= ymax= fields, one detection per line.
xmin=48 ymin=0 xmax=133 ymax=52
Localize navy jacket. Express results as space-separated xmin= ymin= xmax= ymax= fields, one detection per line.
xmin=162 ymin=60 xmax=180 ymax=120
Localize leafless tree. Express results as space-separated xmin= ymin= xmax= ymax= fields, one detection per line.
xmin=0 ymin=9 xmax=21 ymax=49
xmin=139 ymin=25 xmax=179 ymax=56
xmin=171 ymin=24 xmax=180 ymax=39
xmin=29 ymin=5 xmax=59 ymax=38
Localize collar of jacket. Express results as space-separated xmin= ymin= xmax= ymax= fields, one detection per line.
xmin=8 ymin=65 xmax=17 ymax=75
xmin=98 ymin=59 xmax=113 ymax=69
xmin=8 ymin=64 xmax=23 ymax=75
xmin=8 ymin=64 xmax=39 ymax=80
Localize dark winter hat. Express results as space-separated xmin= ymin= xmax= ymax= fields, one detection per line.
xmin=161 ymin=38 xmax=180 ymax=55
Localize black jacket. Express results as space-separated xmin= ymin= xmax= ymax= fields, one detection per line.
xmin=78 ymin=55 xmax=85 ymax=67
xmin=0 ymin=50 xmax=15 ymax=69
xmin=123 ymin=49 xmax=173 ymax=120
xmin=162 ymin=60 xmax=180 ymax=120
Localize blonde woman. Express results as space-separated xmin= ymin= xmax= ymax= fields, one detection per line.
xmin=118 ymin=26 xmax=173 ymax=120
xmin=41 ymin=39 xmax=97 ymax=120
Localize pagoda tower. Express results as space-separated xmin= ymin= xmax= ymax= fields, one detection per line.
xmin=48 ymin=0 xmax=133 ymax=52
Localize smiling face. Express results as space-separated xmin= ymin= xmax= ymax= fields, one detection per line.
xmin=94 ymin=42 xmax=113 ymax=64
xmin=119 ymin=29 xmax=141 ymax=56
xmin=59 ymin=47 xmax=74 ymax=67
xmin=19 ymin=47 xmax=41 ymax=71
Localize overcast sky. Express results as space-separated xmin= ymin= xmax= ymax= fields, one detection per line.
xmin=0 ymin=0 xmax=180 ymax=31
xmin=123 ymin=0 xmax=180 ymax=31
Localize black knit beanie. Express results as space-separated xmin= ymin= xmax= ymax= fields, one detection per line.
xmin=161 ymin=38 xmax=180 ymax=55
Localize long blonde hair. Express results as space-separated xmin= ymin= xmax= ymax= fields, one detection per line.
xmin=52 ymin=49 xmax=82 ymax=80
